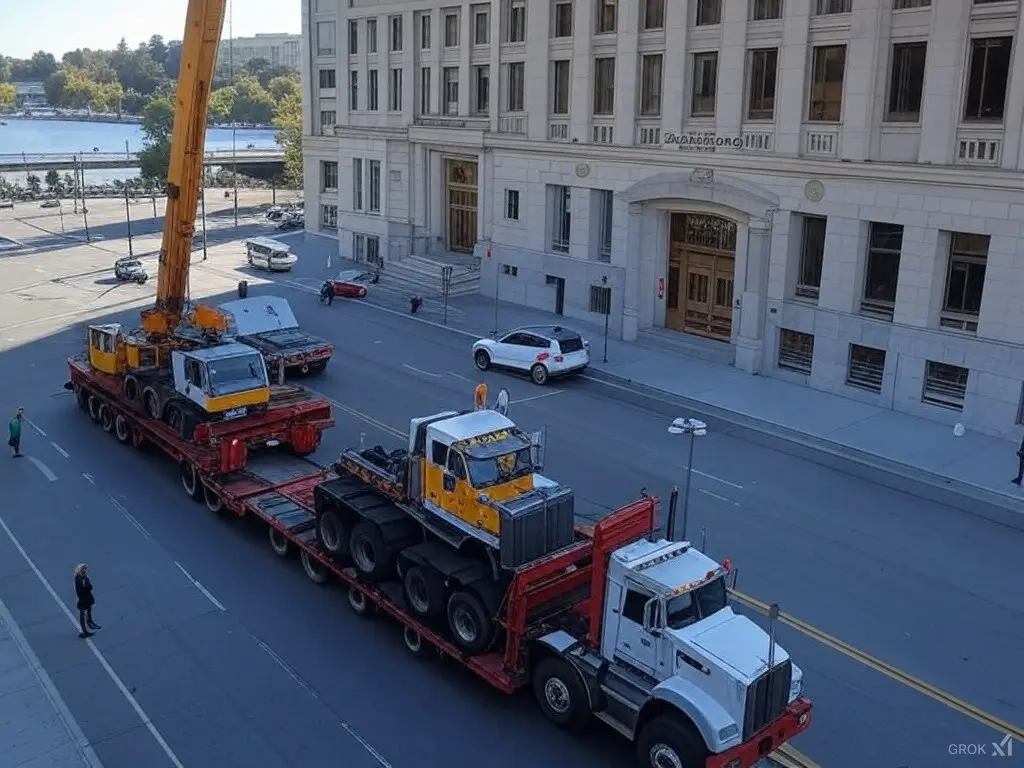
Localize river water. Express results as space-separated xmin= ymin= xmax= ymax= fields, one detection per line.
xmin=0 ymin=119 xmax=279 ymax=185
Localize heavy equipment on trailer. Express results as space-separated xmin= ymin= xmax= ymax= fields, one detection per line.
xmin=218 ymin=296 xmax=335 ymax=378
xmin=64 ymin=0 xmax=333 ymax=455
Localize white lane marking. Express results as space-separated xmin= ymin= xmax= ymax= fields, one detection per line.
xmin=510 ymin=390 xmax=564 ymax=405
xmin=252 ymin=635 xmax=320 ymax=699
xmin=173 ymin=561 xmax=226 ymax=612
xmin=403 ymin=364 xmax=442 ymax=378
xmin=448 ymin=371 xmax=473 ymax=382
xmin=0 ymin=515 xmax=185 ymax=768
xmin=692 ymin=469 xmax=743 ymax=490
xmin=26 ymin=456 xmax=57 ymax=482
xmin=50 ymin=442 xmax=70 ymax=459
xmin=108 ymin=498 xmax=151 ymax=541
xmin=24 ymin=417 xmax=47 ymax=437
xmin=339 ymin=721 xmax=394 ymax=768
xmin=698 ymin=488 xmax=740 ymax=506
xmin=82 ymin=472 xmax=95 ymax=484
xmin=0 ymin=596 xmax=106 ymax=768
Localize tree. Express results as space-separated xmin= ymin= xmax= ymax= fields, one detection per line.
xmin=138 ymin=97 xmax=175 ymax=182
xmin=164 ymin=41 xmax=182 ymax=80
xmin=231 ymin=76 xmax=275 ymax=124
xmin=273 ymin=92 xmax=302 ymax=188
xmin=62 ymin=172 xmax=76 ymax=191
xmin=26 ymin=174 xmax=42 ymax=195
xmin=267 ymin=74 xmax=299 ymax=104
xmin=0 ymin=82 xmax=14 ymax=110
xmin=148 ymin=35 xmax=168 ymax=66
xmin=0 ymin=56 xmax=11 ymax=82
xmin=44 ymin=69 xmax=68 ymax=106
xmin=208 ymin=86 xmax=235 ymax=123
xmin=45 ymin=170 xmax=60 ymax=193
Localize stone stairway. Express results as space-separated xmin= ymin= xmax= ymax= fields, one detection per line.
xmin=380 ymin=254 xmax=481 ymax=299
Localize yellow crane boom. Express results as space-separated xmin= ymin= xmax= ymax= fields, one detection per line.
xmin=140 ymin=0 xmax=228 ymax=338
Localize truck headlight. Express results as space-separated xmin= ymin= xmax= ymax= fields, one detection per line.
xmin=790 ymin=676 xmax=803 ymax=700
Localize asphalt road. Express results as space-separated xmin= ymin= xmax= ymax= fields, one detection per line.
xmin=0 ymin=222 xmax=1017 ymax=768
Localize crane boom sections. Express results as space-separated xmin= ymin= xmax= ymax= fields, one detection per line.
xmin=141 ymin=0 xmax=228 ymax=337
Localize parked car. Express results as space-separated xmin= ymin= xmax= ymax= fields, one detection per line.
xmin=40 ymin=199 xmax=60 ymax=208
xmin=113 ymin=257 xmax=149 ymax=284
xmin=0 ymin=199 xmax=14 ymax=210
xmin=276 ymin=213 xmax=304 ymax=232
xmin=320 ymin=268 xmax=379 ymax=300
xmin=471 ymin=325 xmax=590 ymax=385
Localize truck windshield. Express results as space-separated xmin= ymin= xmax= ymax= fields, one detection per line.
xmin=206 ymin=353 xmax=267 ymax=396
xmin=665 ymin=577 xmax=728 ymax=629
xmin=466 ymin=447 xmax=533 ymax=488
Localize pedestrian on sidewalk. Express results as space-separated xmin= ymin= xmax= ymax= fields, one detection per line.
xmin=73 ymin=564 xmax=101 ymax=638
xmin=1012 ymin=435 xmax=1024 ymax=486
xmin=8 ymin=408 xmax=23 ymax=458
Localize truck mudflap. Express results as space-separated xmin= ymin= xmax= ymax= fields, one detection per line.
xmin=705 ymin=698 xmax=812 ymax=768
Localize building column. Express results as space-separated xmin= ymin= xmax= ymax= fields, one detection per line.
xmin=817 ymin=217 xmax=867 ymax=314
xmin=458 ymin=4 xmax=473 ymax=115
xmin=622 ymin=203 xmax=643 ymax=342
xmin=660 ymin=0 xmax=688 ymax=137
xmin=613 ymin=0 xmax=640 ymax=145
xmin=569 ymin=0 xmax=595 ymax=141
xmin=430 ymin=12 xmax=443 ymax=114
xmin=716 ymin=0 xmax=749 ymax=136
xmin=735 ymin=219 xmax=771 ymax=374
xmin=524 ymin=0 xmax=550 ymax=139
xmin=773 ymin=2 xmax=811 ymax=155
xmin=838 ymin=0 xmax=884 ymax=161
xmin=917 ymin=2 xmax=970 ymax=164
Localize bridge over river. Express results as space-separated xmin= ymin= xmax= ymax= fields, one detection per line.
xmin=0 ymin=148 xmax=285 ymax=174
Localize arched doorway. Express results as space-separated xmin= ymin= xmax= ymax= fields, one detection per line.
xmin=666 ymin=213 xmax=736 ymax=341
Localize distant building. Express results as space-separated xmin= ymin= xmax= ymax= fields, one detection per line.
xmin=217 ymin=33 xmax=302 ymax=72
xmin=13 ymin=82 xmax=47 ymax=109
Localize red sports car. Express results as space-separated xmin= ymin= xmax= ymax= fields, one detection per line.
xmin=323 ymin=269 xmax=377 ymax=298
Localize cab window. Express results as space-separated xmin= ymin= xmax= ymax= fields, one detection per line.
xmin=184 ymin=359 xmax=203 ymax=387
xmin=431 ymin=440 xmax=448 ymax=466
xmin=446 ymin=450 xmax=467 ymax=480
xmin=622 ymin=588 xmax=651 ymax=624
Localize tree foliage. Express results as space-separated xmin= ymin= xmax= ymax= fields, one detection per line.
xmin=0 ymin=82 xmax=14 ymax=109
xmin=138 ymin=97 xmax=175 ymax=182
xmin=273 ymin=92 xmax=303 ymax=188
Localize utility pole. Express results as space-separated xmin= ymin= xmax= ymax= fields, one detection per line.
xmin=123 ymin=187 xmax=134 ymax=256
xmin=230 ymin=0 xmax=238 ymax=228
xmin=71 ymin=155 xmax=78 ymax=214
xmin=200 ymin=172 xmax=208 ymax=260
xmin=77 ymin=156 xmax=90 ymax=242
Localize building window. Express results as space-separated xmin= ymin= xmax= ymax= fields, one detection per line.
xmin=963 ymin=37 xmax=1012 ymax=122
xmin=419 ymin=67 xmax=432 ymax=114
xmin=894 ymin=0 xmax=930 ymax=7
xmin=553 ymin=1 xmax=573 ymax=38
xmin=390 ymin=15 xmax=404 ymax=51
xmin=352 ymin=158 xmax=364 ymax=211
xmin=861 ymin=223 xmax=903 ymax=319
xmin=348 ymin=20 xmax=359 ymax=54
xmin=638 ymin=54 xmax=663 ymax=116
xmin=319 ymin=69 xmax=336 ymax=89
xmin=815 ymin=0 xmax=851 ymax=13
xmin=597 ymin=190 xmax=613 ymax=262
xmin=367 ymin=160 xmax=381 ymax=213
xmin=643 ymin=0 xmax=665 ymax=29
xmin=473 ymin=65 xmax=490 ymax=113
xmin=474 ymin=7 xmax=490 ymax=44
xmin=747 ymin=48 xmax=778 ymax=120
xmin=796 ymin=215 xmax=826 ymax=300
xmin=321 ymin=204 xmax=338 ymax=231
xmin=349 ymin=71 xmax=358 ymax=110
xmin=597 ymin=0 xmax=617 ymax=33
xmin=368 ymin=69 xmax=379 ymax=110
xmin=319 ymin=110 xmax=336 ymax=135
xmin=752 ymin=0 xmax=782 ymax=19
xmin=590 ymin=284 xmax=612 ymax=315
xmin=691 ymin=52 xmax=718 ymax=117
xmin=778 ymin=330 xmax=814 ymax=375
xmin=886 ymin=42 xmax=926 ymax=122
xmin=420 ymin=14 xmax=431 ymax=49
xmin=847 ymin=345 xmax=886 ymax=393
xmin=368 ymin=19 xmax=378 ymax=53
xmin=321 ymin=161 xmax=338 ymax=191
xmin=808 ymin=45 xmax=846 ymax=122
xmin=317 ymin=22 xmax=336 ymax=56
xmin=923 ymin=362 xmax=968 ymax=411
xmin=505 ymin=189 xmax=520 ymax=221
xmin=443 ymin=67 xmax=459 ymax=115
xmin=941 ymin=232 xmax=988 ymax=333
xmin=506 ymin=62 xmax=525 ymax=111
xmin=505 ymin=0 xmax=526 ymax=42
xmin=550 ymin=185 xmax=571 ymax=252
xmin=353 ymin=233 xmax=382 ymax=265
xmin=551 ymin=60 xmax=571 ymax=114
xmin=593 ymin=57 xmax=616 ymax=115
xmin=389 ymin=68 xmax=403 ymax=111
xmin=696 ymin=0 xmax=721 ymax=25
xmin=444 ymin=11 xmax=460 ymax=47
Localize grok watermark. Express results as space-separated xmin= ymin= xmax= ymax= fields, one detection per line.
xmin=949 ymin=734 xmax=1015 ymax=757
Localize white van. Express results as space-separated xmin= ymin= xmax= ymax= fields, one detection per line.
xmin=245 ymin=237 xmax=298 ymax=272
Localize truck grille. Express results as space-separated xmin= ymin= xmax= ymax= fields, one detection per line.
xmin=743 ymin=660 xmax=791 ymax=740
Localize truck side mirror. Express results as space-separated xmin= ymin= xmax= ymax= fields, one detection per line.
xmin=443 ymin=472 xmax=456 ymax=492
xmin=530 ymin=428 xmax=547 ymax=470
xmin=642 ymin=598 xmax=662 ymax=636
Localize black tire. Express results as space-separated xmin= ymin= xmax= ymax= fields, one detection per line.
xmin=165 ymin=403 xmax=182 ymax=433
xmin=530 ymin=363 xmax=549 ymax=385
xmin=446 ymin=589 xmax=492 ymax=655
xmin=348 ymin=521 xmax=394 ymax=582
xmin=268 ymin=527 xmax=290 ymax=557
xmin=532 ymin=657 xmax=592 ymax=732
xmin=99 ymin=405 xmax=114 ymax=433
xmin=123 ymin=375 xmax=139 ymax=402
xmin=635 ymin=716 xmax=707 ymax=768
xmin=75 ymin=387 xmax=88 ymax=410
xmin=403 ymin=564 xmax=446 ymax=620
xmin=114 ymin=414 xmax=131 ymax=443
xmin=347 ymin=587 xmax=375 ymax=618
xmin=301 ymin=550 xmax=328 ymax=584
xmin=179 ymin=411 xmax=196 ymax=441
xmin=143 ymin=388 xmax=160 ymax=420
xmin=316 ymin=508 xmax=349 ymax=557
xmin=203 ymin=484 xmax=223 ymax=514
xmin=180 ymin=461 xmax=202 ymax=501
xmin=402 ymin=626 xmax=430 ymax=658
xmin=474 ymin=350 xmax=491 ymax=371
xmin=87 ymin=395 xmax=102 ymax=422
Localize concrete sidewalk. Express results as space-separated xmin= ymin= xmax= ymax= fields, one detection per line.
xmin=0 ymin=599 xmax=102 ymax=768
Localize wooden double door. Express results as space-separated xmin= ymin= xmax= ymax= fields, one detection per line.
xmin=666 ymin=246 xmax=735 ymax=341
xmin=446 ymin=159 xmax=478 ymax=253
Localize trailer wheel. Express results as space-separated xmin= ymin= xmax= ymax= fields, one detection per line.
xmin=99 ymin=405 xmax=114 ymax=433
xmin=316 ymin=509 xmax=349 ymax=557
xmin=301 ymin=550 xmax=328 ymax=584
xmin=402 ymin=626 xmax=432 ymax=658
xmin=114 ymin=414 xmax=131 ymax=443
xmin=532 ymin=657 xmax=592 ymax=732
xmin=446 ymin=590 xmax=492 ymax=655
xmin=165 ymin=403 xmax=183 ymax=433
xmin=87 ymin=395 xmax=102 ymax=422
xmin=349 ymin=521 xmax=394 ymax=582
xmin=203 ymin=485 xmax=223 ymax=514
xmin=75 ymin=387 xmax=88 ymax=410
xmin=299 ymin=363 xmax=310 ymax=375
xmin=347 ymin=588 xmax=375 ymax=618
xmin=635 ymin=715 xmax=706 ymax=768
xmin=180 ymin=462 xmax=202 ymax=501
xmin=268 ymin=527 xmax=290 ymax=557
xmin=123 ymin=375 xmax=139 ymax=402
xmin=143 ymin=388 xmax=161 ymax=420
xmin=403 ymin=565 xmax=446 ymax=620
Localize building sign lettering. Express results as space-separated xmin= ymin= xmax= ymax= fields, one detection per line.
xmin=663 ymin=131 xmax=744 ymax=152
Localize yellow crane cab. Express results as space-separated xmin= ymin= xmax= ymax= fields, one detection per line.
xmin=87 ymin=323 xmax=162 ymax=375
xmin=170 ymin=343 xmax=271 ymax=419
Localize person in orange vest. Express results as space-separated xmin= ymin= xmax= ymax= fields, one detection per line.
xmin=474 ymin=383 xmax=488 ymax=410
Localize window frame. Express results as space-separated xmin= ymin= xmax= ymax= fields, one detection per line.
xmin=639 ymin=54 xmax=663 ymax=117
xmin=886 ymin=41 xmax=927 ymax=123
xmin=807 ymin=44 xmax=847 ymax=122
xmin=505 ymin=189 xmax=521 ymax=221
xmin=691 ymin=52 xmax=719 ymax=117
xmin=642 ymin=0 xmax=665 ymax=30
xmin=861 ymin=222 xmax=904 ymax=319
xmin=747 ymin=48 xmax=778 ymax=121
xmin=796 ymin=215 xmax=826 ymax=300
xmin=593 ymin=57 xmax=616 ymax=116
xmin=550 ymin=185 xmax=572 ymax=253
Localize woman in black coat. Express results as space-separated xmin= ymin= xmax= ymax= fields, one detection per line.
xmin=74 ymin=563 xmax=100 ymax=638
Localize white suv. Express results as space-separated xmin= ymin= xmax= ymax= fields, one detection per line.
xmin=472 ymin=325 xmax=590 ymax=385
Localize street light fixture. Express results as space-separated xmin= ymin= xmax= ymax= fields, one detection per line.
xmin=668 ymin=417 xmax=708 ymax=541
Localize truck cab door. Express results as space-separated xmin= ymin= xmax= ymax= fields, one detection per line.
xmin=615 ymin=587 xmax=660 ymax=677
xmin=180 ymin=358 xmax=208 ymax=410
xmin=445 ymin=449 xmax=470 ymax=526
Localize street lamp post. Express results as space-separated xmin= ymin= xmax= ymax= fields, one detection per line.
xmin=667 ymin=417 xmax=708 ymax=541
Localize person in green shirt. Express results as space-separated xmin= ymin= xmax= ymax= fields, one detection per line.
xmin=9 ymin=408 xmax=23 ymax=458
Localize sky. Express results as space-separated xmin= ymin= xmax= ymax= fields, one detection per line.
xmin=0 ymin=0 xmax=301 ymax=59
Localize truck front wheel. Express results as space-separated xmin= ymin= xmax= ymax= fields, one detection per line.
xmin=532 ymin=657 xmax=591 ymax=732
xmin=635 ymin=715 xmax=707 ymax=768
